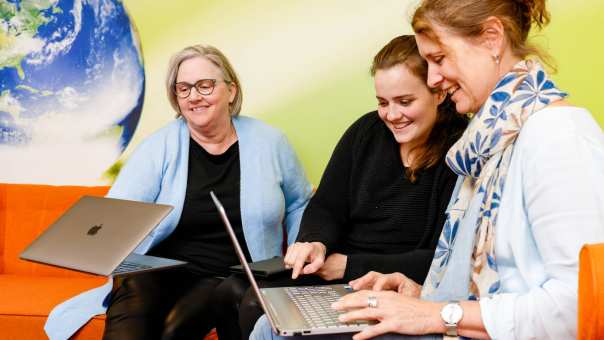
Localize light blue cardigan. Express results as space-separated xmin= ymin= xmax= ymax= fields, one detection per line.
xmin=44 ymin=116 xmax=313 ymax=339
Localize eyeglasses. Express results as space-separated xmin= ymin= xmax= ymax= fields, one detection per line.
xmin=173 ymin=79 xmax=229 ymax=98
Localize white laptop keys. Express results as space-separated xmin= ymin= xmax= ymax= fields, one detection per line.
xmin=20 ymin=195 xmax=186 ymax=276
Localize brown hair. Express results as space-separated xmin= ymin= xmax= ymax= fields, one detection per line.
xmin=166 ymin=44 xmax=243 ymax=117
xmin=371 ymin=35 xmax=468 ymax=182
xmin=412 ymin=0 xmax=553 ymax=68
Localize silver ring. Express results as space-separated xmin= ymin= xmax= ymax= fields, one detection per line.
xmin=367 ymin=295 xmax=378 ymax=308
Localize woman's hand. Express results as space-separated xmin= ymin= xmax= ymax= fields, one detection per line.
xmin=284 ymin=242 xmax=327 ymax=279
xmin=332 ymin=290 xmax=443 ymax=340
xmin=349 ymin=271 xmax=422 ymax=297
xmin=316 ymin=253 xmax=347 ymax=281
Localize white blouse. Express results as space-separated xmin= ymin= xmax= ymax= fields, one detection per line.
xmin=479 ymin=106 xmax=604 ymax=339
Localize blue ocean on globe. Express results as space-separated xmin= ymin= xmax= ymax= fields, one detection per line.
xmin=0 ymin=0 xmax=144 ymax=183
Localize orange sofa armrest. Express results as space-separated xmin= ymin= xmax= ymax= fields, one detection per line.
xmin=578 ymin=243 xmax=604 ymax=340
xmin=0 ymin=184 xmax=6 ymax=273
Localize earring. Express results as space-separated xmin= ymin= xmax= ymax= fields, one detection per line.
xmin=493 ymin=54 xmax=500 ymax=65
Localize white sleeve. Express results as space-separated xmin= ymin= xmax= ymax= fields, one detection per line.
xmin=479 ymin=109 xmax=604 ymax=339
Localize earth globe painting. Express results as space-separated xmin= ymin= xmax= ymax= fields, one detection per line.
xmin=0 ymin=0 xmax=144 ymax=184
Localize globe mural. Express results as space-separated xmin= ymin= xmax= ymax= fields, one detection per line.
xmin=0 ymin=0 xmax=144 ymax=184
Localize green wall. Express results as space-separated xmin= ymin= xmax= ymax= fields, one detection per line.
xmin=123 ymin=0 xmax=604 ymax=184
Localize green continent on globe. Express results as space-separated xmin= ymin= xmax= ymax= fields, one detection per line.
xmin=0 ymin=0 xmax=60 ymax=79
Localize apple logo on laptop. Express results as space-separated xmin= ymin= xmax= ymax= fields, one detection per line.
xmin=87 ymin=224 xmax=103 ymax=235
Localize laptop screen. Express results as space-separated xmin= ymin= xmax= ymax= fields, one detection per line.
xmin=210 ymin=191 xmax=279 ymax=334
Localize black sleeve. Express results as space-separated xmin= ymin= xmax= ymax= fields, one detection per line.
xmin=343 ymin=161 xmax=459 ymax=284
xmin=344 ymin=250 xmax=436 ymax=283
xmin=296 ymin=115 xmax=366 ymax=253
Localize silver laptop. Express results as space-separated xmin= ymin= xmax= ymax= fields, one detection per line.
xmin=20 ymin=195 xmax=186 ymax=276
xmin=210 ymin=191 xmax=372 ymax=336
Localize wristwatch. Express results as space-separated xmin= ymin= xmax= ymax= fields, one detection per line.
xmin=440 ymin=300 xmax=463 ymax=337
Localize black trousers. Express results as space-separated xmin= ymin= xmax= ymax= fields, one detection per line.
xmin=233 ymin=274 xmax=342 ymax=340
xmin=103 ymin=268 xmax=248 ymax=340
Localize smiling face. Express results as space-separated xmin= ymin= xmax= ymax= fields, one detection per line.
xmin=175 ymin=56 xmax=236 ymax=131
xmin=374 ymin=63 xmax=444 ymax=149
xmin=415 ymin=25 xmax=500 ymax=114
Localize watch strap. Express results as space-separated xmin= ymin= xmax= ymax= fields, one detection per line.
xmin=443 ymin=300 xmax=461 ymax=337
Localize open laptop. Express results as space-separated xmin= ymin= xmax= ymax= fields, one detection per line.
xmin=20 ymin=195 xmax=186 ymax=276
xmin=210 ymin=191 xmax=372 ymax=336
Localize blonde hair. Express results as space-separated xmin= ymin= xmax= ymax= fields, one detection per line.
xmin=412 ymin=0 xmax=554 ymax=69
xmin=166 ymin=44 xmax=243 ymax=117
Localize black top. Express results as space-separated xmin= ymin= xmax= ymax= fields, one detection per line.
xmin=297 ymin=112 xmax=458 ymax=283
xmin=149 ymin=140 xmax=251 ymax=277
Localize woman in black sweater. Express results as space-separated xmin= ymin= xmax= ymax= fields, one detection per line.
xmin=291 ymin=110 xmax=457 ymax=283
xmin=285 ymin=35 xmax=467 ymax=284
xmin=233 ymin=35 xmax=468 ymax=339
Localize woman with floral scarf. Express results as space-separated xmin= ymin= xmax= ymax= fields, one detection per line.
xmin=250 ymin=0 xmax=604 ymax=339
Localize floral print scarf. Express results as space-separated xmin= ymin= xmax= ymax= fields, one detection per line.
xmin=422 ymin=60 xmax=567 ymax=299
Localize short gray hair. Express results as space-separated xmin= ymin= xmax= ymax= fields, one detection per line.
xmin=166 ymin=44 xmax=243 ymax=117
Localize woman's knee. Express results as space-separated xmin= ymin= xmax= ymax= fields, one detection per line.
xmin=104 ymin=271 xmax=187 ymax=339
xmin=160 ymin=276 xmax=222 ymax=339
xmin=213 ymin=275 xmax=249 ymax=306
xmin=239 ymin=285 xmax=266 ymax=335
xmin=104 ymin=280 xmax=165 ymax=340
xmin=106 ymin=273 xmax=169 ymax=320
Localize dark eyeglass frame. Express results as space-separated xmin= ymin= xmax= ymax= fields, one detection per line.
xmin=173 ymin=79 xmax=229 ymax=98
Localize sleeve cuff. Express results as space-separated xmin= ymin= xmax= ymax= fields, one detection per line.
xmin=479 ymin=293 xmax=518 ymax=339
xmin=343 ymin=254 xmax=363 ymax=282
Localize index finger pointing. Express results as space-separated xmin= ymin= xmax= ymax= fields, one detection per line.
xmin=291 ymin=246 xmax=312 ymax=279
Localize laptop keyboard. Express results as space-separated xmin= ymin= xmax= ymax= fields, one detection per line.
xmin=112 ymin=260 xmax=152 ymax=274
xmin=285 ymin=286 xmax=355 ymax=328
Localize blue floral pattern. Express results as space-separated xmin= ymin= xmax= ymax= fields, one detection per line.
xmin=422 ymin=60 xmax=567 ymax=299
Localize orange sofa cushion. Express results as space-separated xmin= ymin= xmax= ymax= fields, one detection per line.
xmin=0 ymin=275 xmax=107 ymax=340
xmin=0 ymin=183 xmax=109 ymax=339
xmin=0 ymin=183 xmax=109 ymax=276
xmin=0 ymin=275 xmax=107 ymax=316
xmin=578 ymin=243 xmax=604 ymax=340
xmin=0 ymin=315 xmax=105 ymax=340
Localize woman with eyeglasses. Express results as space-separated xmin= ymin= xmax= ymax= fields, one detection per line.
xmin=43 ymin=44 xmax=312 ymax=340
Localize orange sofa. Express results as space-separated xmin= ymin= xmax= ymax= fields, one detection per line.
xmin=0 ymin=183 xmax=219 ymax=340
xmin=0 ymin=183 xmax=110 ymax=339
xmin=578 ymin=243 xmax=604 ymax=340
